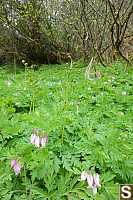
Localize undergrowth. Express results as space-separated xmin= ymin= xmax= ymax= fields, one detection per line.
xmin=0 ymin=61 xmax=133 ymax=200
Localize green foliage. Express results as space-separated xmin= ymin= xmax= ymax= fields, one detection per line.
xmin=0 ymin=61 xmax=133 ymax=199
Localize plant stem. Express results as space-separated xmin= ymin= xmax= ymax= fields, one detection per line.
xmin=62 ymin=72 xmax=70 ymax=145
xmin=25 ymin=65 xmax=27 ymax=81
xmin=30 ymin=101 xmax=32 ymax=112
xmin=32 ymin=80 xmax=35 ymax=112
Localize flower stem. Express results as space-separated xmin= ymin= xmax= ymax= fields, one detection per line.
xmin=62 ymin=72 xmax=70 ymax=145
xmin=30 ymin=101 xmax=32 ymax=112
xmin=32 ymin=80 xmax=35 ymax=112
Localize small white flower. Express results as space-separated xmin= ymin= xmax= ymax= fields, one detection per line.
xmin=122 ymin=92 xmax=126 ymax=96
xmin=93 ymin=185 xmax=97 ymax=195
xmin=8 ymin=82 xmax=12 ymax=87
xmin=30 ymin=133 xmax=36 ymax=144
xmin=35 ymin=136 xmax=40 ymax=147
xmin=15 ymin=102 xmax=21 ymax=105
xmin=87 ymin=175 xmax=93 ymax=189
xmin=93 ymin=173 xmax=101 ymax=187
xmin=69 ymin=102 xmax=73 ymax=105
xmin=40 ymin=136 xmax=47 ymax=148
xmin=79 ymin=171 xmax=88 ymax=181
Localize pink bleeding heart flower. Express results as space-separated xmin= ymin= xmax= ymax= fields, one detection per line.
xmin=30 ymin=133 xmax=36 ymax=144
xmin=34 ymin=128 xmax=38 ymax=132
xmin=79 ymin=171 xmax=88 ymax=181
xmin=14 ymin=163 xmax=22 ymax=175
xmin=93 ymin=185 xmax=97 ymax=195
xmin=40 ymin=135 xmax=47 ymax=148
xmin=112 ymin=77 xmax=115 ymax=80
xmin=8 ymin=81 xmax=12 ymax=87
xmin=35 ymin=135 xmax=40 ymax=147
xmin=40 ymin=137 xmax=44 ymax=148
xmin=87 ymin=175 xmax=93 ymax=189
xmin=11 ymin=159 xmax=16 ymax=168
xmin=93 ymin=173 xmax=101 ymax=187
xmin=122 ymin=92 xmax=126 ymax=96
xmin=44 ymin=135 xmax=47 ymax=143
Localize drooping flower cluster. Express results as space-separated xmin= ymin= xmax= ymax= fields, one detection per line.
xmin=79 ymin=170 xmax=101 ymax=195
xmin=30 ymin=128 xmax=47 ymax=148
xmin=11 ymin=158 xmax=22 ymax=175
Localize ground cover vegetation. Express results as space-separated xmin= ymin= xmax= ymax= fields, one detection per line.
xmin=0 ymin=60 xmax=133 ymax=199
